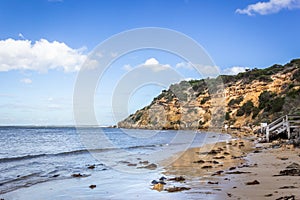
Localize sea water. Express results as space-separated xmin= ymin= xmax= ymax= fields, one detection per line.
xmin=0 ymin=127 xmax=229 ymax=199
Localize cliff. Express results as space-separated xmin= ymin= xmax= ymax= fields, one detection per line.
xmin=118 ymin=59 xmax=300 ymax=130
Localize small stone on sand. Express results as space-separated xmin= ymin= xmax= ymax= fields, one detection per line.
xmin=169 ymin=176 xmax=185 ymax=182
xmin=88 ymin=165 xmax=95 ymax=169
xmin=89 ymin=184 xmax=96 ymax=189
xmin=246 ymin=180 xmax=260 ymax=185
xmin=165 ymin=186 xmax=190 ymax=192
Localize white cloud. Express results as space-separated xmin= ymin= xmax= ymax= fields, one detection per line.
xmin=0 ymin=38 xmax=87 ymax=72
xmin=222 ymin=66 xmax=247 ymax=75
xmin=123 ymin=58 xmax=171 ymax=72
xmin=144 ymin=58 xmax=159 ymax=65
xmin=175 ymin=62 xmax=194 ymax=70
xmin=20 ymin=78 xmax=32 ymax=84
xmin=236 ymin=0 xmax=300 ymax=16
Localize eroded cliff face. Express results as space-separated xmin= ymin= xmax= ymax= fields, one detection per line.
xmin=118 ymin=59 xmax=300 ymax=130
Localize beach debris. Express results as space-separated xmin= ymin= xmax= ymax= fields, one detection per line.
xmin=279 ymin=168 xmax=300 ymax=176
xmin=127 ymin=163 xmax=137 ymax=166
xmin=72 ymin=173 xmax=83 ymax=177
xmin=239 ymin=144 xmax=245 ymax=148
xmin=278 ymin=163 xmax=300 ymax=176
xmin=89 ymin=184 xmax=96 ymax=189
xmin=152 ymin=183 xmax=164 ymax=191
xmin=229 ymin=167 xmax=236 ymax=170
xmin=139 ymin=160 xmax=149 ymax=165
xmin=211 ymin=170 xmax=224 ymax=176
xmin=201 ymin=165 xmax=213 ymax=169
xmin=264 ymin=193 xmax=273 ymax=197
xmin=119 ymin=161 xmax=130 ymax=164
xmin=213 ymin=156 xmax=225 ymax=159
xmin=151 ymin=180 xmax=166 ymax=185
xmin=279 ymin=186 xmax=298 ymax=189
xmin=286 ymin=162 xmax=300 ymax=169
xmin=253 ymin=150 xmax=261 ymax=153
xmin=226 ymin=171 xmax=251 ymax=175
xmin=276 ymin=195 xmax=295 ymax=200
xmin=168 ymin=176 xmax=185 ymax=182
xmin=278 ymin=157 xmax=289 ymax=160
xmin=227 ymin=193 xmax=232 ymax=197
xmin=164 ymin=186 xmax=190 ymax=192
xmin=208 ymin=149 xmax=220 ymax=155
xmin=87 ymin=164 xmax=95 ymax=169
xmin=245 ymin=180 xmax=260 ymax=185
xmin=207 ymin=181 xmax=218 ymax=184
xmin=206 ymin=160 xmax=220 ymax=164
xmin=140 ymin=163 xmax=157 ymax=170
xmin=151 ymin=176 xmax=167 ymax=192
xmin=232 ymin=156 xmax=242 ymax=159
xmin=71 ymin=173 xmax=89 ymax=178
xmin=238 ymin=163 xmax=257 ymax=168
xmin=52 ymin=174 xmax=60 ymax=178
xmin=151 ymin=175 xmax=169 ymax=192
xmin=193 ymin=159 xmax=205 ymax=164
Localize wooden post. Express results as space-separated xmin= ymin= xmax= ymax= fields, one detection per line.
xmin=287 ymin=122 xmax=290 ymax=139
xmin=286 ymin=115 xmax=290 ymax=139
xmin=266 ymin=126 xmax=269 ymax=142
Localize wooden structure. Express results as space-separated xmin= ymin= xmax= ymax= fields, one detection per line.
xmin=265 ymin=115 xmax=300 ymax=142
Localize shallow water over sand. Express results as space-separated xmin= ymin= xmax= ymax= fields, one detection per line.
xmin=0 ymin=127 xmax=230 ymax=199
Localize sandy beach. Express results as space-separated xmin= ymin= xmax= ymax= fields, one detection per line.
xmin=162 ymin=135 xmax=300 ymax=200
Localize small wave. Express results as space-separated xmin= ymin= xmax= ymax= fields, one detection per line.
xmin=0 ymin=172 xmax=42 ymax=186
xmin=0 ymin=144 xmax=162 ymax=163
xmin=0 ymin=154 xmax=48 ymax=162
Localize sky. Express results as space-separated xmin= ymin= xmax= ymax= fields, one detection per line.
xmin=0 ymin=0 xmax=300 ymax=126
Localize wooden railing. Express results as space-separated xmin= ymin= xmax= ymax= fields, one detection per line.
xmin=265 ymin=115 xmax=300 ymax=142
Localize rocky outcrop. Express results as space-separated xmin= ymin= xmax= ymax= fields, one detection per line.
xmin=118 ymin=59 xmax=300 ymax=130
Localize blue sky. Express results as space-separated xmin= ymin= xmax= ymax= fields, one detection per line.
xmin=0 ymin=0 xmax=300 ymax=125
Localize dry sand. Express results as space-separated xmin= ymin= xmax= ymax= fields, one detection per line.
xmin=163 ymin=138 xmax=300 ymax=199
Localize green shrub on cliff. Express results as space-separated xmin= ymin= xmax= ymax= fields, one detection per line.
xmin=258 ymin=91 xmax=285 ymax=113
xmin=228 ymin=96 xmax=244 ymax=107
xmin=236 ymin=100 xmax=255 ymax=116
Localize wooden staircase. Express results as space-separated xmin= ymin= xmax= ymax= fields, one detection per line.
xmin=264 ymin=115 xmax=300 ymax=142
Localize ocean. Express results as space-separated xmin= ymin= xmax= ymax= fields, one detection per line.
xmin=0 ymin=127 xmax=230 ymax=199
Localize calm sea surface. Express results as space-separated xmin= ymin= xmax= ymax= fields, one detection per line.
xmin=0 ymin=127 xmax=229 ymax=199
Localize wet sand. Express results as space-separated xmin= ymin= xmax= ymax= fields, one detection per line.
xmin=163 ymin=137 xmax=300 ymax=199
xmin=217 ymin=144 xmax=300 ymax=199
